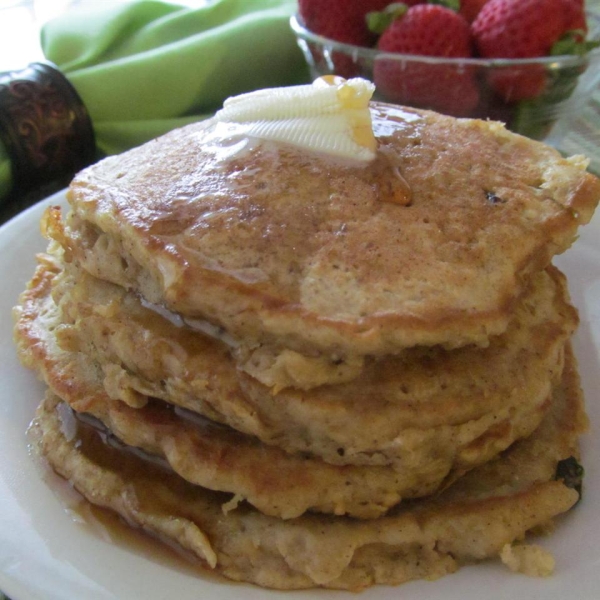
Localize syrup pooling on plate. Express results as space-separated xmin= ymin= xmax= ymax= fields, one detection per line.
xmin=27 ymin=399 xmax=222 ymax=579
xmin=213 ymin=76 xmax=377 ymax=161
xmin=53 ymin=401 xmax=224 ymax=572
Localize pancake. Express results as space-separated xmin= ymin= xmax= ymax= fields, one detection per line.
xmin=51 ymin=103 xmax=600 ymax=362
xmin=14 ymin=80 xmax=596 ymax=591
xmin=10 ymin=256 xmax=450 ymax=519
xmin=17 ymin=255 xmax=571 ymax=519
xmin=49 ymin=254 xmax=576 ymax=470
xmin=31 ymin=342 xmax=587 ymax=590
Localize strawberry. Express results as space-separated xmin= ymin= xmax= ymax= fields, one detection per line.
xmin=375 ymin=61 xmax=481 ymax=116
xmin=298 ymin=0 xmax=391 ymax=46
xmin=298 ymin=0 xmax=393 ymax=79
xmin=372 ymin=4 xmax=479 ymax=116
xmin=487 ymin=65 xmax=548 ymax=102
xmin=551 ymin=1 xmax=599 ymax=57
xmin=471 ymin=0 xmax=567 ymax=58
xmin=375 ymin=4 xmax=473 ymax=56
xmin=472 ymin=0 xmax=594 ymax=103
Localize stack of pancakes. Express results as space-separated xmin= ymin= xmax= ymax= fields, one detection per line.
xmin=14 ymin=102 xmax=600 ymax=590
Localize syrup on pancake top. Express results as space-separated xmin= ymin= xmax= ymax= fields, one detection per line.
xmin=61 ymin=77 xmax=600 ymax=361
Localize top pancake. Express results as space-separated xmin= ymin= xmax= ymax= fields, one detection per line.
xmin=64 ymin=102 xmax=600 ymax=355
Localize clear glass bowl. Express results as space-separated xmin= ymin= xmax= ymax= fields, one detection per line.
xmin=290 ymin=10 xmax=600 ymax=140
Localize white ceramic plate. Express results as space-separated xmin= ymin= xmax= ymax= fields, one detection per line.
xmin=1 ymin=190 xmax=599 ymax=600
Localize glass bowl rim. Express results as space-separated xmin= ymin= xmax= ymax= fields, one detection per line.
xmin=290 ymin=13 xmax=600 ymax=69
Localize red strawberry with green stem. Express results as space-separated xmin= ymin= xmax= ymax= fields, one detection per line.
xmin=552 ymin=0 xmax=598 ymax=53
xmin=371 ymin=3 xmax=479 ymax=116
xmin=559 ymin=0 xmax=587 ymax=38
xmin=472 ymin=0 xmax=597 ymax=138
xmin=472 ymin=0 xmax=593 ymax=103
xmin=472 ymin=0 xmax=561 ymax=102
xmin=298 ymin=0 xmax=392 ymax=78
xmin=298 ymin=0 xmax=391 ymax=46
xmin=472 ymin=0 xmax=567 ymax=59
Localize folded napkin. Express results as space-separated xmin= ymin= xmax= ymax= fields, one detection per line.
xmin=0 ymin=0 xmax=309 ymax=201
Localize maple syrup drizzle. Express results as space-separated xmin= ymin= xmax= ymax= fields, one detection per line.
xmin=30 ymin=402 xmax=232 ymax=582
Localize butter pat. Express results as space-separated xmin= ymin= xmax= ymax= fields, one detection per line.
xmin=214 ymin=77 xmax=377 ymax=162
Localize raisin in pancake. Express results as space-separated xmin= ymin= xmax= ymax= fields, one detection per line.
xmin=32 ymin=342 xmax=586 ymax=591
xmin=54 ymin=103 xmax=600 ymax=360
xmin=50 ymin=254 xmax=575 ymax=472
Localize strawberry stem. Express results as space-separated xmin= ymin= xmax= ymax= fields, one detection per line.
xmin=550 ymin=30 xmax=600 ymax=57
xmin=366 ymin=2 xmax=409 ymax=36
xmin=427 ymin=0 xmax=461 ymax=11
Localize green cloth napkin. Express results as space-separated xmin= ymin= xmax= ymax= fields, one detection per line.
xmin=0 ymin=0 xmax=309 ymax=200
